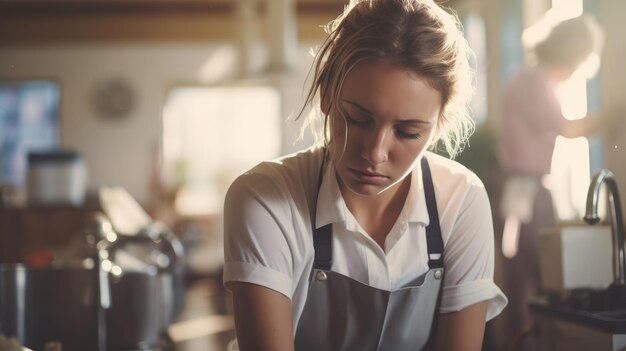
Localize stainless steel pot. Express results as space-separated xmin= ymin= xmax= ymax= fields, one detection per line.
xmin=106 ymin=270 xmax=175 ymax=350
xmin=0 ymin=264 xmax=102 ymax=351
xmin=0 ymin=265 xmax=178 ymax=351
xmin=0 ymin=208 xmax=185 ymax=351
xmin=0 ymin=224 xmax=184 ymax=351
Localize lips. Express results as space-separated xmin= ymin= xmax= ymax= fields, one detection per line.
xmin=353 ymin=169 xmax=386 ymax=177
xmin=349 ymin=168 xmax=388 ymax=185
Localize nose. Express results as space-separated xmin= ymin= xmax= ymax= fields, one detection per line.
xmin=361 ymin=127 xmax=389 ymax=165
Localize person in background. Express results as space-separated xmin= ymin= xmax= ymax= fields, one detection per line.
xmin=498 ymin=13 xmax=608 ymax=348
xmin=224 ymin=0 xmax=507 ymax=350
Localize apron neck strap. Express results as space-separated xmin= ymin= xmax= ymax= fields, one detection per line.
xmin=313 ymin=149 xmax=333 ymax=271
xmin=421 ymin=157 xmax=444 ymax=269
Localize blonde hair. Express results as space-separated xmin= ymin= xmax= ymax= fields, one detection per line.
xmin=299 ymin=0 xmax=475 ymax=158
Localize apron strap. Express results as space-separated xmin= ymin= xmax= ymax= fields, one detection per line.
xmin=421 ymin=157 xmax=445 ymax=349
xmin=313 ymin=224 xmax=332 ymax=271
xmin=421 ymin=157 xmax=444 ymax=269
xmin=313 ymin=149 xmax=332 ymax=271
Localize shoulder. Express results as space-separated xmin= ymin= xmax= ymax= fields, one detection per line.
xmin=226 ymin=146 xmax=325 ymax=208
xmin=424 ymin=153 xmax=493 ymax=250
xmin=423 ymin=151 xmax=490 ymax=221
xmin=424 ymin=151 xmax=484 ymax=191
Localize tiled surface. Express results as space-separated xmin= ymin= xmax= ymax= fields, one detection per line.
xmin=171 ymin=276 xmax=235 ymax=351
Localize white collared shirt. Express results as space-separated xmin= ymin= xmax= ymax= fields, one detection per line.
xmin=223 ymin=146 xmax=507 ymax=331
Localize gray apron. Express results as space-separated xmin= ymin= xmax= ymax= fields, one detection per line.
xmin=294 ymin=157 xmax=445 ymax=351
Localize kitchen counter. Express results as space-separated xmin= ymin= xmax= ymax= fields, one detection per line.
xmin=530 ymin=298 xmax=626 ymax=334
xmin=530 ymin=297 xmax=626 ymax=351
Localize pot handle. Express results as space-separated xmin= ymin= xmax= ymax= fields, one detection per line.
xmin=140 ymin=222 xmax=185 ymax=273
xmin=86 ymin=212 xmax=113 ymax=310
xmin=96 ymin=242 xmax=111 ymax=309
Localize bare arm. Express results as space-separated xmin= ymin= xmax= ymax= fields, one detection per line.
xmin=230 ymin=282 xmax=295 ymax=351
xmin=559 ymin=111 xmax=604 ymax=138
xmin=560 ymin=107 xmax=625 ymax=138
xmin=434 ymin=301 xmax=488 ymax=351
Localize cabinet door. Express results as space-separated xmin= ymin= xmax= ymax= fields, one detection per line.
xmin=0 ymin=207 xmax=94 ymax=263
xmin=0 ymin=209 xmax=20 ymax=263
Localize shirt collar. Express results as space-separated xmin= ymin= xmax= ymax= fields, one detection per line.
xmin=314 ymin=156 xmax=431 ymax=229
xmin=315 ymin=160 xmax=346 ymax=229
xmin=406 ymin=159 xmax=430 ymax=226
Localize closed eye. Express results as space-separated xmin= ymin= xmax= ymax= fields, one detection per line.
xmin=341 ymin=100 xmax=427 ymax=140
xmin=395 ymin=129 xmax=422 ymax=139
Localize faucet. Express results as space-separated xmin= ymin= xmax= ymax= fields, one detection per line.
xmin=584 ymin=169 xmax=626 ymax=286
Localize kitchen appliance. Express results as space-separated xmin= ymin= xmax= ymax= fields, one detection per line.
xmin=26 ymin=150 xmax=87 ymax=206
xmin=0 ymin=209 xmax=185 ymax=351
xmin=102 ymin=222 xmax=185 ymax=351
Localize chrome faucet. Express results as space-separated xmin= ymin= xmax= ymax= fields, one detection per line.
xmin=584 ymin=169 xmax=626 ymax=285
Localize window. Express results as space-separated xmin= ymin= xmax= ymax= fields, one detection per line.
xmin=548 ymin=0 xmax=595 ymax=220
xmin=161 ymin=85 xmax=281 ymax=216
xmin=0 ymin=80 xmax=60 ymax=188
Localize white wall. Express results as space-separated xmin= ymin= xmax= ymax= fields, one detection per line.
xmin=600 ymin=0 xmax=626 ymax=220
xmin=0 ymin=42 xmax=317 ymax=204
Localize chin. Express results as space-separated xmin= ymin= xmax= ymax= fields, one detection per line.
xmin=343 ymin=177 xmax=402 ymax=198
xmin=345 ymin=184 xmax=387 ymax=197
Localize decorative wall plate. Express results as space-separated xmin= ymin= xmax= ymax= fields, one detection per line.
xmin=92 ymin=78 xmax=135 ymax=120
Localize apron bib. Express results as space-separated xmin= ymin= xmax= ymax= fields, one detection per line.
xmin=294 ymin=157 xmax=444 ymax=351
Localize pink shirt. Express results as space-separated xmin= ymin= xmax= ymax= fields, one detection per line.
xmin=499 ymin=65 xmax=567 ymax=175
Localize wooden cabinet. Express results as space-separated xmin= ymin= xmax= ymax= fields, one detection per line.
xmin=0 ymin=206 xmax=97 ymax=264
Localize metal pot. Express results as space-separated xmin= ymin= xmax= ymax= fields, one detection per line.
xmin=0 ymin=266 xmax=177 ymax=351
xmin=103 ymin=223 xmax=185 ymax=326
xmin=106 ymin=270 xmax=174 ymax=350
xmin=0 ymin=264 xmax=102 ymax=351
xmin=0 ymin=207 xmax=185 ymax=351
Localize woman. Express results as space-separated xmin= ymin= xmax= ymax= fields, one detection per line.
xmin=224 ymin=0 xmax=507 ymax=350
xmin=498 ymin=14 xmax=605 ymax=345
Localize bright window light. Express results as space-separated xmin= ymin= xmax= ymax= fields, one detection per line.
xmin=162 ymin=86 xmax=281 ymax=215
xmin=557 ymin=70 xmax=587 ymax=120
xmin=548 ymin=0 xmax=590 ymax=221
xmin=551 ymin=0 xmax=583 ymax=19
xmin=464 ymin=14 xmax=488 ymax=124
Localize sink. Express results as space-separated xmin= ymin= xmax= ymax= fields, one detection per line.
xmin=549 ymin=283 xmax=626 ymax=310
xmin=592 ymin=310 xmax=626 ymax=321
xmin=530 ymin=299 xmax=626 ymax=334
xmin=530 ymin=297 xmax=626 ymax=350
xmin=530 ymin=285 xmax=626 ymax=334
xmin=530 ymin=170 xmax=626 ymax=347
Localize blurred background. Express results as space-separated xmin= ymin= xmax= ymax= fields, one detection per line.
xmin=1 ymin=0 xmax=626 ymax=350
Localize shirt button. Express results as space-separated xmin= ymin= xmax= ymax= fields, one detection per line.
xmin=316 ymin=271 xmax=328 ymax=281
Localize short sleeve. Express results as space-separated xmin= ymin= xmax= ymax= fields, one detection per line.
xmin=439 ymin=181 xmax=507 ymax=321
xmin=222 ymin=172 xmax=294 ymax=299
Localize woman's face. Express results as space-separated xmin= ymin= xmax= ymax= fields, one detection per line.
xmin=328 ymin=59 xmax=442 ymax=198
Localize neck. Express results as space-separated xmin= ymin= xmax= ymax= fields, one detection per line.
xmin=338 ymin=174 xmax=411 ymax=246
